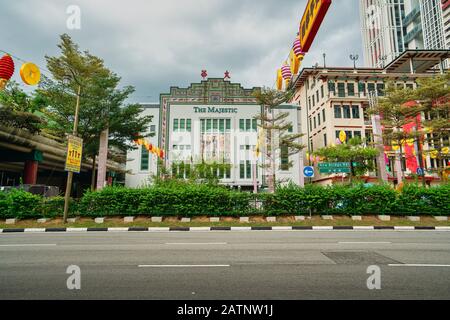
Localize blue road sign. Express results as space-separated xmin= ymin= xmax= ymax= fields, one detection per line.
xmin=303 ymin=166 xmax=315 ymax=178
xmin=416 ymin=168 xmax=424 ymax=176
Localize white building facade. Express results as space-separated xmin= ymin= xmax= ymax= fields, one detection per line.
xmin=125 ymin=79 xmax=302 ymax=189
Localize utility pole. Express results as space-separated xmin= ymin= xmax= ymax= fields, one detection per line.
xmin=63 ymin=85 xmax=81 ymax=224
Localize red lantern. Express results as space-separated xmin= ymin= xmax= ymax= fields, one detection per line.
xmin=159 ymin=149 xmax=164 ymax=159
xmin=0 ymin=54 xmax=15 ymax=89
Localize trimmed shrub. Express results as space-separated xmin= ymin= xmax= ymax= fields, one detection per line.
xmin=2 ymin=189 xmax=42 ymax=219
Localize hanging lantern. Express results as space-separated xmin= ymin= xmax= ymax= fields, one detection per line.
xmin=293 ymin=37 xmax=305 ymax=60
xmin=289 ymin=49 xmax=300 ymax=75
xmin=159 ymin=149 xmax=164 ymax=159
xmin=281 ymin=64 xmax=292 ymax=80
xmin=0 ymin=54 xmax=15 ymax=90
xmin=276 ymin=69 xmax=283 ymax=90
xmin=20 ymin=62 xmax=41 ymax=86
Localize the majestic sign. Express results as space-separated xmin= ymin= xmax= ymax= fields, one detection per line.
xmin=194 ymin=107 xmax=238 ymax=114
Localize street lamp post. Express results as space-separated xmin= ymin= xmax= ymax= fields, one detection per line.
xmin=349 ymin=54 xmax=359 ymax=69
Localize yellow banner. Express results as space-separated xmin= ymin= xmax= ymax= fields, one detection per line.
xmin=65 ymin=135 xmax=83 ymax=173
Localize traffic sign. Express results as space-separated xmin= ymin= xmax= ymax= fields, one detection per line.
xmin=416 ymin=168 xmax=424 ymax=176
xmin=303 ymin=166 xmax=315 ymax=178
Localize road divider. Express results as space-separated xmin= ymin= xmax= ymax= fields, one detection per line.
xmin=1 ymin=226 xmax=450 ymax=234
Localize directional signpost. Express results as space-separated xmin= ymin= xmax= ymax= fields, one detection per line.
xmin=318 ymin=162 xmax=351 ymax=174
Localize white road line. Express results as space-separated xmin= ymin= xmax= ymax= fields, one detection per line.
xmin=138 ymin=265 xmax=230 ymax=268
xmin=338 ymin=241 xmax=392 ymax=244
xmin=0 ymin=244 xmax=57 ymax=247
xmin=165 ymin=242 xmax=228 ymax=245
xmin=388 ymin=264 xmax=450 ymax=268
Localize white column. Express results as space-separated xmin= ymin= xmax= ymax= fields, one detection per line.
xmin=96 ymin=128 xmax=109 ymax=190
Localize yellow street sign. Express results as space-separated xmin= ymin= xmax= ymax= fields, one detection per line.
xmin=65 ymin=135 xmax=83 ymax=173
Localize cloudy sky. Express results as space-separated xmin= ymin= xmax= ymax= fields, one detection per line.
xmin=1 ymin=0 xmax=363 ymax=103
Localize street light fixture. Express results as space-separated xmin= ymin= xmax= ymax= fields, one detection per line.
xmin=349 ymin=54 xmax=359 ymax=69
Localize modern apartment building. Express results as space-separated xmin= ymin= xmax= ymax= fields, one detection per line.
xmin=360 ymin=0 xmax=448 ymax=67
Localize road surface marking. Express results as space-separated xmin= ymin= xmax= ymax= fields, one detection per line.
xmin=338 ymin=242 xmax=392 ymax=244
xmin=0 ymin=244 xmax=57 ymax=247
xmin=138 ymin=265 xmax=230 ymax=268
xmin=388 ymin=264 xmax=450 ymax=267
xmin=165 ymin=242 xmax=228 ymax=245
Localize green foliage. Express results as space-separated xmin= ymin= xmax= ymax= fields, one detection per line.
xmin=314 ymin=137 xmax=379 ymax=181
xmin=1 ymin=189 xmax=42 ymax=219
xmin=0 ymin=81 xmax=46 ymax=133
xmin=0 ymin=183 xmax=448 ymax=219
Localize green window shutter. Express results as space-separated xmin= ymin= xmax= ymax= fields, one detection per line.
xmin=173 ymin=119 xmax=179 ymax=132
xmin=213 ymin=119 xmax=218 ymax=131
xmin=239 ymin=119 xmax=245 ymax=131
xmin=219 ymin=119 xmax=225 ymax=133
xmin=252 ymin=119 xmax=257 ymax=131
xmin=246 ymin=119 xmax=251 ymax=132
xmin=207 ymin=119 xmax=212 ymax=132
xmin=280 ymin=145 xmax=289 ymax=171
xmin=186 ymin=119 xmax=191 ymax=132
xmin=180 ymin=119 xmax=185 ymax=131
xmin=141 ymin=146 xmax=149 ymax=171
xmin=246 ymin=161 xmax=251 ymax=179
xmin=226 ymin=119 xmax=231 ymax=131
xmin=240 ymin=161 xmax=245 ymax=179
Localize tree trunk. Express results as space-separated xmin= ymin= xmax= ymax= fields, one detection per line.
xmin=96 ymin=128 xmax=109 ymax=190
xmin=90 ymin=155 xmax=97 ymax=191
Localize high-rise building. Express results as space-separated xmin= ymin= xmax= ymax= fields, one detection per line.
xmin=443 ymin=0 xmax=450 ymax=48
xmin=360 ymin=0 xmax=407 ymax=68
xmin=360 ymin=0 xmax=448 ymax=67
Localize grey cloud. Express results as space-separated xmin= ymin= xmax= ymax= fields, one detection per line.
xmin=0 ymin=0 xmax=363 ymax=102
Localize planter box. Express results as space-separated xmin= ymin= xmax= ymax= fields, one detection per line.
xmin=5 ymin=219 xmax=16 ymax=225
xmin=37 ymin=218 xmax=48 ymax=223
xmin=434 ymin=216 xmax=448 ymax=221
xmin=295 ymin=216 xmax=306 ymax=221
xmin=266 ymin=217 xmax=277 ymax=222
xmin=94 ymin=217 xmax=105 ymax=224
xmin=407 ymin=216 xmax=420 ymax=222
xmin=151 ymin=217 xmax=163 ymax=223
xmin=351 ymin=216 xmax=362 ymax=221
xmin=378 ymin=215 xmax=391 ymax=221
xmin=124 ymin=216 xmax=134 ymax=223
xmin=321 ymin=215 xmax=333 ymax=220
xmin=181 ymin=218 xmax=191 ymax=223
xmin=210 ymin=217 xmax=220 ymax=223
xmin=240 ymin=217 xmax=249 ymax=223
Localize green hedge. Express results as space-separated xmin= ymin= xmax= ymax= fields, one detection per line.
xmin=0 ymin=183 xmax=449 ymax=219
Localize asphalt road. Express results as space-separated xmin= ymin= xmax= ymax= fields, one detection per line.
xmin=1 ymin=231 xmax=450 ymax=300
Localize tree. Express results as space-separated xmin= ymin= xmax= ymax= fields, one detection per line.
xmin=370 ymin=83 xmax=420 ymax=184
xmin=38 ymin=34 xmax=153 ymax=189
xmin=254 ymin=88 xmax=305 ymax=193
xmin=0 ymin=81 xmax=45 ymax=134
xmin=314 ymin=137 xmax=379 ymax=183
xmin=414 ymin=73 xmax=450 ymax=179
